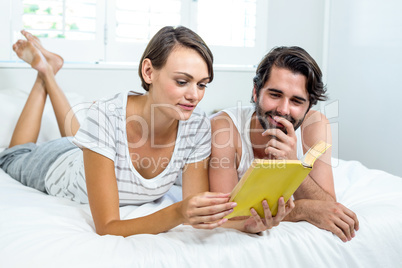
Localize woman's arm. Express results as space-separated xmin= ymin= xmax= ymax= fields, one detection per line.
xmin=181 ymin=157 xmax=238 ymax=229
xmin=83 ymin=149 xmax=234 ymax=236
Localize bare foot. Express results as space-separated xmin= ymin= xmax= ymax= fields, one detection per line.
xmin=21 ymin=30 xmax=64 ymax=74
xmin=13 ymin=39 xmax=50 ymax=74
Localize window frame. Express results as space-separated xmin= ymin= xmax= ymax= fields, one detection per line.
xmin=2 ymin=0 xmax=268 ymax=66
xmin=9 ymin=0 xmax=106 ymax=63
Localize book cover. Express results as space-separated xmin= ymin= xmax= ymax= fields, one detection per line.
xmin=225 ymin=141 xmax=331 ymax=218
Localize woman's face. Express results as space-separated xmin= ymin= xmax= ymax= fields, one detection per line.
xmin=148 ymin=46 xmax=210 ymax=121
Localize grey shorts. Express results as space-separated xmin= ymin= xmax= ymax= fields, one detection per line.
xmin=0 ymin=137 xmax=77 ymax=193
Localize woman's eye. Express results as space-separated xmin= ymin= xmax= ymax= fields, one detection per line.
xmin=198 ymin=84 xmax=207 ymax=89
xmin=177 ymin=80 xmax=187 ymax=86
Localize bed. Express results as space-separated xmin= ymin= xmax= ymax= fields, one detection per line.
xmin=1 ymin=89 xmax=402 ymax=267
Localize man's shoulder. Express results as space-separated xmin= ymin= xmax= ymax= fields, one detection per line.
xmin=301 ymin=109 xmax=331 ymax=148
xmin=301 ymin=110 xmax=329 ymax=130
xmin=210 ymin=106 xmax=254 ymax=125
xmin=210 ymin=110 xmax=234 ymax=130
xmin=221 ymin=105 xmax=254 ymax=116
xmin=209 ymin=110 xmax=242 ymax=158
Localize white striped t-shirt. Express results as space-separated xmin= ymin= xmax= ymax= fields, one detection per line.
xmin=47 ymin=91 xmax=211 ymax=205
xmin=44 ymin=146 xmax=88 ymax=203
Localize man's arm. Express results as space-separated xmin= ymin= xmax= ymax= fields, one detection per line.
xmin=293 ymin=110 xmax=335 ymax=200
xmin=209 ymin=111 xmax=240 ymax=193
xmin=282 ymin=110 xmax=359 ymax=242
xmin=209 ymin=112 xmax=293 ymax=233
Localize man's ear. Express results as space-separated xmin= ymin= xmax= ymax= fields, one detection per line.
xmin=141 ymin=58 xmax=153 ymax=84
xmin=252 ymin=86 xmax=258 ymax=103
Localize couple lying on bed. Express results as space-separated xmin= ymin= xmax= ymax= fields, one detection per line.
xmin=0 ymin=26 xmax=359 ymax=242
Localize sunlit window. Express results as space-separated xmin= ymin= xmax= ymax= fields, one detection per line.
xmin=115 ymin=0 xmax=181 ymax=43
xmin=22 ymin=0 xmax=97 ymax=40
xmin=197 ymin=0 xmax=257 ymax=47
xmin=6 ymin=0 xmax=266 ymax=65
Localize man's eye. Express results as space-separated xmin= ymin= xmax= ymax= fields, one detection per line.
xmin=270 ymin=93 xmax=280 ymax=98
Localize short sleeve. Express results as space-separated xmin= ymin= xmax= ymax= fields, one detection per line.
xmin=73 ymin=100 xmax=117 ymax=161
xmin=183 ymin=109 xmax=211 ymax=164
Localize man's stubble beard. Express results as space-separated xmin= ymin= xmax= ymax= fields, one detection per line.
xmin=255 ymin=97 xmax=306 ymax=134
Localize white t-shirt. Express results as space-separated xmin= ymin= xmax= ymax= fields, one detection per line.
xmin=221 ymin=106 xmax=303 ymax=180
xmin=46 ymin=91 xmax=211 ymax=205
xmin=44 ymin=147 xmax=87 ymax=203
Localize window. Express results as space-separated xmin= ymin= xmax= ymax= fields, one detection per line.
xmin=9 ymin=0 xmax=104 ymax=62
xmin=197 ymin=0 xmax=257 ymax=47
xmin=4 ymin=0 xmax=267 ymax=65
xmin=114 ymin=0 xmax=181 ymax=43
xmin=196 ymin=0 xmax=264 ymax=65
xmin=105 ymin=0 xmax=182 ymax=62
xmin=21 ymin=0 xmax=97 ymax=40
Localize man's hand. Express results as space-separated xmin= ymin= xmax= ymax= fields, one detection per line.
xmin=228 ymin=197 xmax=294 ymax=234
xmin=262 ymin=116 xmax=298 ymax=160
xmin=290 ymin=199 xmax=359 ymax=242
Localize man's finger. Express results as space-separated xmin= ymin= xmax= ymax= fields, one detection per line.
xmin=334 ymin=218 xmax=352 ymax=241
xmin=273 ymin=116 xmax=296 ymax=137
xmin=343 ymin=207 xmax=359 ymax=231
xmin=331 ymin=224 xmax=348 ymax=242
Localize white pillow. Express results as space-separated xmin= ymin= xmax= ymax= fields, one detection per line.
xmin=0 ymin=89 xmax=29 ymax=148
xmin=0 ymin=88 xmax=89 ymax=148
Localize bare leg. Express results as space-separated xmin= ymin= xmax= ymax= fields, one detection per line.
xmin=9 ymin=35 xmax=79 ymax=148
xmin=21 ymin=30 xmax=80 ymax=137
xmin=9 ymin=41 xmax=48 ymax=148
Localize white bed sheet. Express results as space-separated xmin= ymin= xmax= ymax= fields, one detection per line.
xmin=1 ymin=158 xmax=401 ymax=268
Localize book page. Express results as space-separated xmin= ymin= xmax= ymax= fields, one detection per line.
xmin=301 ymin=141 xmax=331 ymax=167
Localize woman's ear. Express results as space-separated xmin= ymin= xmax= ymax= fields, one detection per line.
xmin=141 ymin=58 xmax=153 ymax=84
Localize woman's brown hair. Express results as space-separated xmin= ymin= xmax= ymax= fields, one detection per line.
xmin=139 ymin=26 xmax=214 ymax=91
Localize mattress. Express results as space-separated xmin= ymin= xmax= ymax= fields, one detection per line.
xmin=0 ymin=158 xmax=401 ymax=267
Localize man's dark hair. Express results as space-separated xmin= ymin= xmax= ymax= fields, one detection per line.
xmin=252 ymin=46 xmax=327 ymax=108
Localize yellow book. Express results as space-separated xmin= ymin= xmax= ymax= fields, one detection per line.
xmin=225 ymin=141 xmax=331 ymax=219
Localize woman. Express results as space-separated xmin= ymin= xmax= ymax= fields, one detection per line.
xmin=1 ymin=26 xmax=292 ymax=236
xmin=0 ymin=26 xmax=236 ymax=236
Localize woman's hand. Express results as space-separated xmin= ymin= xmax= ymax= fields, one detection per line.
xmin=242 ymin=197 xmax=295 ymax=234
xmin=179 ymin=192 xmax=237 ymax=229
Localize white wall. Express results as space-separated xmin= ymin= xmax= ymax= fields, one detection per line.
xmin=265 ymin=0 xmax=326 ymax=66
xmin=0 ymin=65 xmax=255 ymax=115
xmin=0 ymin=0 xmax=400 ymax=177
xmin=326 ymin=0 xmax=402 ymax=177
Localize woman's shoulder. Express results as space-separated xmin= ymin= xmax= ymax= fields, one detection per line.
xmin=96 ymin=91 xmax=128 ymax=106
xmin=91 ymin=90 xmax=141 ymax=116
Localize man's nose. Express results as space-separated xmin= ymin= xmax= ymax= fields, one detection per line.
xmin=276 ymin=99 xmax=290 ymax=115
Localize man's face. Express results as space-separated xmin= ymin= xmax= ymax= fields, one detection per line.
xmin=254 ymin=66 xmax=310 ymax=133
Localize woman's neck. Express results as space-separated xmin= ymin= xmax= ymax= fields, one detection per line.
xmin=127 ymin=94 xmax=178 ymax=140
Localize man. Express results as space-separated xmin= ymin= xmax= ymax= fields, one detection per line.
xmin=209 ymin=46 xmax=359 ymax=242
